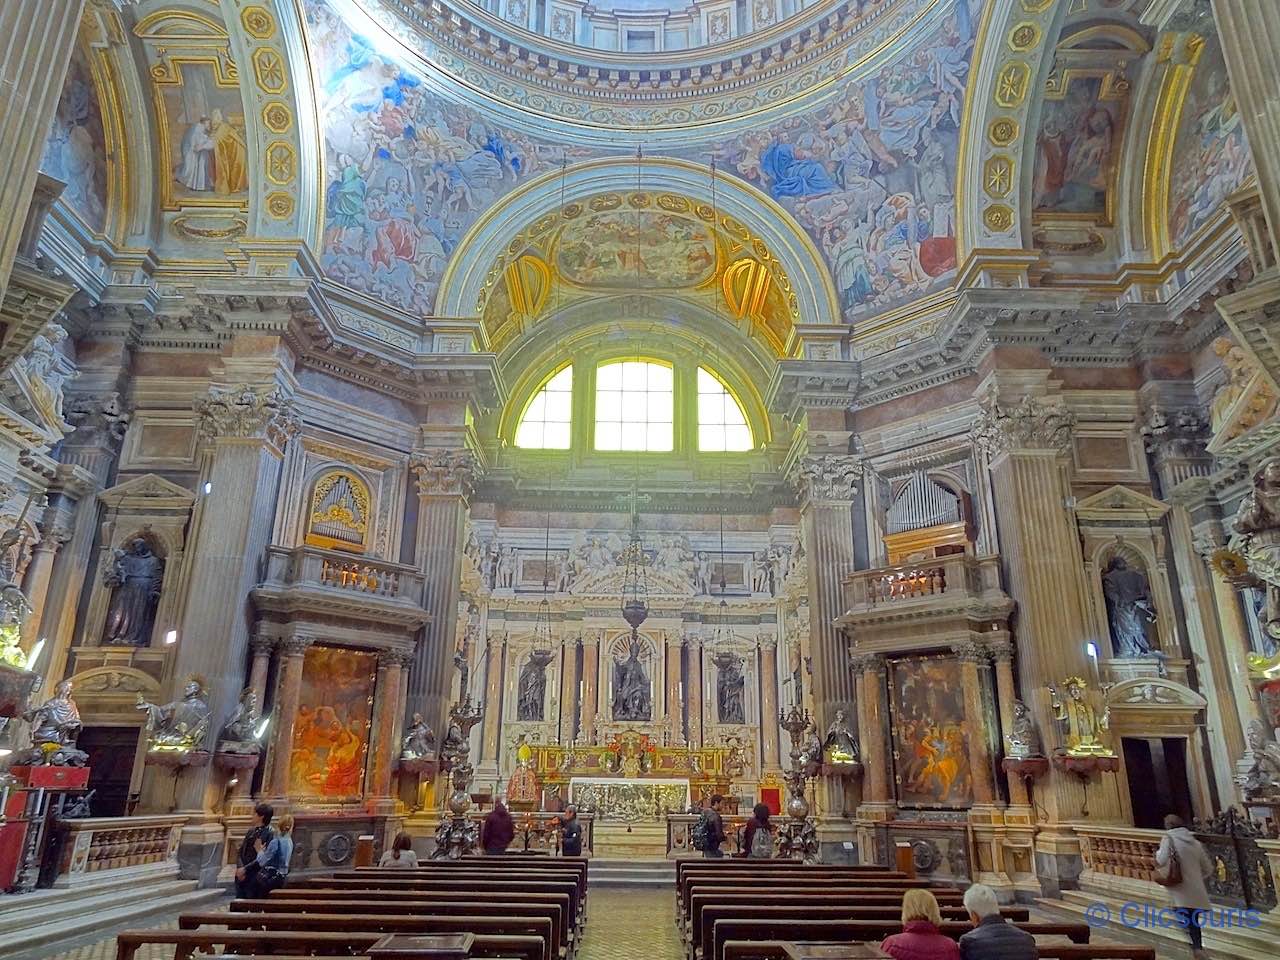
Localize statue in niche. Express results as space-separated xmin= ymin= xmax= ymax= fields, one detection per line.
xmin=23 ymin=679 xmax=87 ymax=765
xmin=517 ymin=649 xmax=555 ymax=721
xmin=1233 ymin=458 xmax=1280 ymax=641
xmin=218 ymin=688 xmax=263 ymax=754
xmin=787 ymin=638 xmax=804 ymax=704
xmin=768 ymin=547 xmax=790 ymax=595
xmin=751 ymin=552 xmax=770 ymax=593
xmin=102 ymin=538 xmax=164 ymax=646
xmin=137 ymin=676 xmax=212 ymax=753
xmin=714 ymin=652 xmax=746 ymax=724
xmin=1248 ymin=590 xmax=1279 ymax=657
xmin=401 ymin=712 xmax=436 ymax=759
xmin=612 ymin=638 xmax=652 ymax=722
xmin=823 ymin=708 xmax=860 ymax=764
xmin=695 ymin=553 xmax=714 ymax=595
xmin=1238 ymin=719 xmax=1280 ymax=798
xmin=495 ymin=546 xmax=517 ymax=589
xmin=1101 ymin=556 xmax=1157 ymax=657
xmin=1005 ymin=699 xmax=1043 ymax=759
xmin=800 ymin=718 xmax=823 ymax=777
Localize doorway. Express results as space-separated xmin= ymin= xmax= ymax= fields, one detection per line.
xmin=77 ymin=726 xmax=141 ymax=817
xmin=1122 ymin=736 xmax=1194 ymax=828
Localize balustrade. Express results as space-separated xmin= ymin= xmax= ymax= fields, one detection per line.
xmin=260 ymin=544 xmax=425 ymax=605
xmin=842 ymin=553 xmax=1002 ymax=611
xmin=1077 ymin=826 xmax=1160 ymax=882
xmin=57 ymin=815 xmax=186 ymax=882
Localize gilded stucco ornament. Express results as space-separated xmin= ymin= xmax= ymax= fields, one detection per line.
xmin=971 ymin=393 xmax=1075 ymax=458
xmin=194 ymin=385 xmax=301 ymax=448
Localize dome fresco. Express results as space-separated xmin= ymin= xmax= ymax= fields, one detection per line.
xmin=310 ymin=0 xmax=977 ymax=321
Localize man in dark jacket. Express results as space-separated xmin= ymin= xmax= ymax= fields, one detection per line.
xmin=701 ymin=794 xmax=727 ymax=858
xmin=234 ymin=802 xmax=274 ymax=898
xmin=959 ymin=883 xmax=1036 ymax=960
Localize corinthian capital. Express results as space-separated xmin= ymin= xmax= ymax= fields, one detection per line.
xmin=790 ymin=453 xmax=862 ymax=505
xmin=971 ymin=393 xmax=1075 ymax=458
xmin=410 ymin=447 xmax=479 ymax=498
xmin=195 ymin=384 xmax=300 ymax=449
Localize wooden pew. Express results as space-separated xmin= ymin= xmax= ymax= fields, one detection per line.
xmin=721 ymin=942 xmax=1155 ymax=960
xmin=681 ymin=889 xmax=966 ymax=931
xmin=708 ymin=917 xmax=1091 ymax=960
xmin=337 ymin=866 xmax=587 ymax=912
xmin=294 ymin=875 xmax=583 ymax=927
xmin=237 ymin=897 xmax=569 ymax=957
xmin=679 ymin=877 xmax=931 ymax=919
xmin=114 ymin=929 xmax=544 ymax=960
xmin=692 ymin=903 xmax=1030 ymax=960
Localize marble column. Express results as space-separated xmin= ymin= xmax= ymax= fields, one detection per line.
xmin=370 ymin=650 xmax=406 ymax=800
xmin=173 ymin=383 xmax=298 ymax=818
xmin=665 ymin=633 xmax=683 ymax=744
xmin=852 ymin=654 xmax=893 ymax=818
xmin=758 ymin=635 xmax=781 ymax=770
xmin=990 ymin=639 xmax=1030 ymax=809
xmin=267 ymin=637 xmax=311 ymax=799
xmin=558 ymin=635 xmax=580 ymax=744
xmin=246 ymin=635 xmax=274 ymax=709
xmin=973 ymin=384 xmax=1121 ymax=894
xmin=407 ymin=448 xmax=477 ymax=739
xmin=20 ymin=516 xmax=71 ymax=646
xmin=1212 ymin=0 xmax=1280 ymax=254
xmin=480 ymin=633 xmax=505 ymax=767
xmin=0 ymin=0 xmax=84 ymax=305
xmin=953 ymin=642 xmax=997 ymax=806
xmin=581 ymin=631 xmax=599 ymax=745
xmin=686 ymin=637 xmax=703 ymax=748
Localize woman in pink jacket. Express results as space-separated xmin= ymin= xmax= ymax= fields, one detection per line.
xmin=880 ymin=889 xmax=961 ymax=960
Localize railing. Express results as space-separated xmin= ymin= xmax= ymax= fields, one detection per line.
xmin=260 ymin=544 xmax=426 ymax=606
xmin=465 ymin=810 xmax=595 ymax=855
xmin=842 ymin=553 xmax=1003 ymax=611
xmin=56 ymin=815 xmax=187 ymax=883
xmin=667 ymin=813 xmax=751 ymax=858
xmin=1076 ymin=824 xmax=1161 ymax=883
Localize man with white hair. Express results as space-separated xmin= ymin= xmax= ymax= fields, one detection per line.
xmin=958 ymin=883 xmax=1036 ymax=960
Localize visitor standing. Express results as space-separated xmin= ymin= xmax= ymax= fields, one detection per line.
xmin=560 ymin=805 xmax=583 ymax=857
xmin=1156 ymin=814 xmax=1213 ymax=960
xmin=234 ymin=802 xmax=274 ymax=898
xmin=482 ymin=800 xmax=515 ymax=854
xmin=739 ymin=802 xmax=774 ymax=859
xmin=695 ymin=794 xmax=727 ymax=858
xmin=250 ymin=814 xmax=294 ymax=897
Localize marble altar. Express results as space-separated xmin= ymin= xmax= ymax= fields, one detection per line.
xmin=568 ymin=776 xmax=690 ymax=823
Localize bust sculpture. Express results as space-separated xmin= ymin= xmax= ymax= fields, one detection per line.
xmin=823 ymin=708 xmax=860 ymax=764
xmin=1005 ymin=699 xmax=1043 ymax=759
xmin=401 ymin=712 xmax=436 ymax=759
xmin=137 ymin=676 xmax=212 ymax=753
xmin=22 ymin=679 xmax=87 ymax=766
xmin=102 ymin=538 xmax=164 ymax=646
xmin=1048 ymin=677 xmax=1114 ymax=758
xmin=217 ymin=688 xmax=263 ymax=754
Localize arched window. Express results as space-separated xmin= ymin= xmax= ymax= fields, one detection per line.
xmin=306 ymin=469 xmax=371 ymax=553
xmin=514 ymin=365 xmax=573 ymax=449
xmin=696 ymin=367 xmax=753 ymax=451
xmin=594 ymin=360 xmax=673 ymax=452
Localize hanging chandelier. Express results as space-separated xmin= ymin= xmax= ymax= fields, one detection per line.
xmin=620 ymin=491 xmax=649 ymax=639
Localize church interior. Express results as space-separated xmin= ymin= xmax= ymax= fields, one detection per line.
xmin=2 ymin=0 xmax=1280 ymax=958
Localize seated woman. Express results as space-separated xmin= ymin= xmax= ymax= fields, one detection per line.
xmin=880 ymin=888 xmax=960 ymax=960
xmin=249 ymin=814 xmax=294 ymax=897
xmin=378 ymin=831 xmax=419 ymax=867
xmin=482 ymin=800 xmax=515 ymax=855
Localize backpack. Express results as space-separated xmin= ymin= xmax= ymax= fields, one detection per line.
xmin=749 ymin=823 xmax=774 ymax=859
xmin=691 ymin=812 xmax=711 ymax=851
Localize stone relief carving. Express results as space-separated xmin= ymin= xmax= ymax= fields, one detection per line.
xmin=65 ymin=391 xmax=130 ymax=443
xmin=1210 ymin=336 xmax=1276 ymax=436
xmin=11 ymin=323 xmax=77 ymax=433
xmin=971 ymin=393 xmax=1075 ymax=457
xmin=790 ymin=454 xmax=862 ymax=503
xmin=194 ymin=384 xmax=300 ymax=448
xmin=102 ymin=538 xmax=163 ymax=647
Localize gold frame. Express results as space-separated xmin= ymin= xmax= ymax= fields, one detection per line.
xmin=305 ymin=469 xmax=371 ymax=554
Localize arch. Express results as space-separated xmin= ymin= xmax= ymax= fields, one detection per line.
xmin=436 ymin=156 xmax=840 ymax=340
xmin=305 ymin=468 xmax=372 ymax=553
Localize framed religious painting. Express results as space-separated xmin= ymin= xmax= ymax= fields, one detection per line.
xmin=887 ymin=654 xmax=974 ymax=809
xmin=287 ymin=645 xmax=377 ymax=802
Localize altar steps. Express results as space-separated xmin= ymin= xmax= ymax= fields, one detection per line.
xmin=589 ymin=857 xmax=677 ymax=888
xmin=592 ymin=822 xmax=668 ymax=859
xmin=0 ymin=866 xmax=225 ymax=958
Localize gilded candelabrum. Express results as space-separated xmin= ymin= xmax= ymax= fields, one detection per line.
xmin=432 ymin=693 xmax=484 ymax=860
xmin=775 ymin=703 xmax=819 ymax=862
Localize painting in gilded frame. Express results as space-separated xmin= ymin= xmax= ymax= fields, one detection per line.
xmin=1032 ymin=72 xmax=1128 ymax=222
xmin=887 ymin=655 xmax=973 ymax=808
xmin=288 ymin=645 xmax=376 ymax=801
xmin=151 ymin=58 xmax=250 ymax=210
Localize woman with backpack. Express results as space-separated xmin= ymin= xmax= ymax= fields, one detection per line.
xmin=739 ymin=803 xmax=774 ymax=859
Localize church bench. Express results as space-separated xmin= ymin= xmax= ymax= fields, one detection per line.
xmin=676 ymin=863 xmax=899 ymax=893
xmin=177 ymin=911 xmax=554 ymax=960
xmin=680 ymin=889 xmax=965 ymax=931
xmin=236 ymin=897 xmax=569 ymax=955
xmin=708 ymin=918 xmax=1090 ymax=960
xmin=115 ymin=929 xmax=544 ymax=960
xmin=680 ymin=877 xmax=931 ymax=918
xmin=720 ymin=942 xmax=1155 ymax=960
xmin=460 ymin=855 xmax=590 ymax=883
xmin=296 ymin=876 xmax=583 ymax=927
xmin=692 ymin=905 xmax=1029 ymax=960
xmin=339 ymin=866 xmax=587 ymax=907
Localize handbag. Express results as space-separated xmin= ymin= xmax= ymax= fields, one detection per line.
xmin=1154 ymin=842 xmax=1182 ymax=887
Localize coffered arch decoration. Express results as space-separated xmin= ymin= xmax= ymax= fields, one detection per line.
xmin=305 ymin=468 xmax=372 ymax=554
xmin=436 ymin=157 xmax=840 ymax=358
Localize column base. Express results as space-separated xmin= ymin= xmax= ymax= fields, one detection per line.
xmin=176 ymin=821 xmax=226 ymax=888
xmin=1034 ymin=823 xmax=1084 ymax=897
xmin=815 ymin=815 xmax=858 ymax=863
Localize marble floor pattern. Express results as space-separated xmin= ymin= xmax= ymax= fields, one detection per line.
xmin=19 ymin=887 xmax=685 ymax=960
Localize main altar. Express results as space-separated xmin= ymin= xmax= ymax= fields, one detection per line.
xmin=525 ymin=732 xmax=737 ymax=822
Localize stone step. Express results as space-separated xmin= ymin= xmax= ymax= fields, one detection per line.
xmin=0 ymin=883 xmax=226 ymax=958
xmin=0 ymin=867 xmax=196 ymax=932
xmin=588 ymin=856 xmax=677 ymax=888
